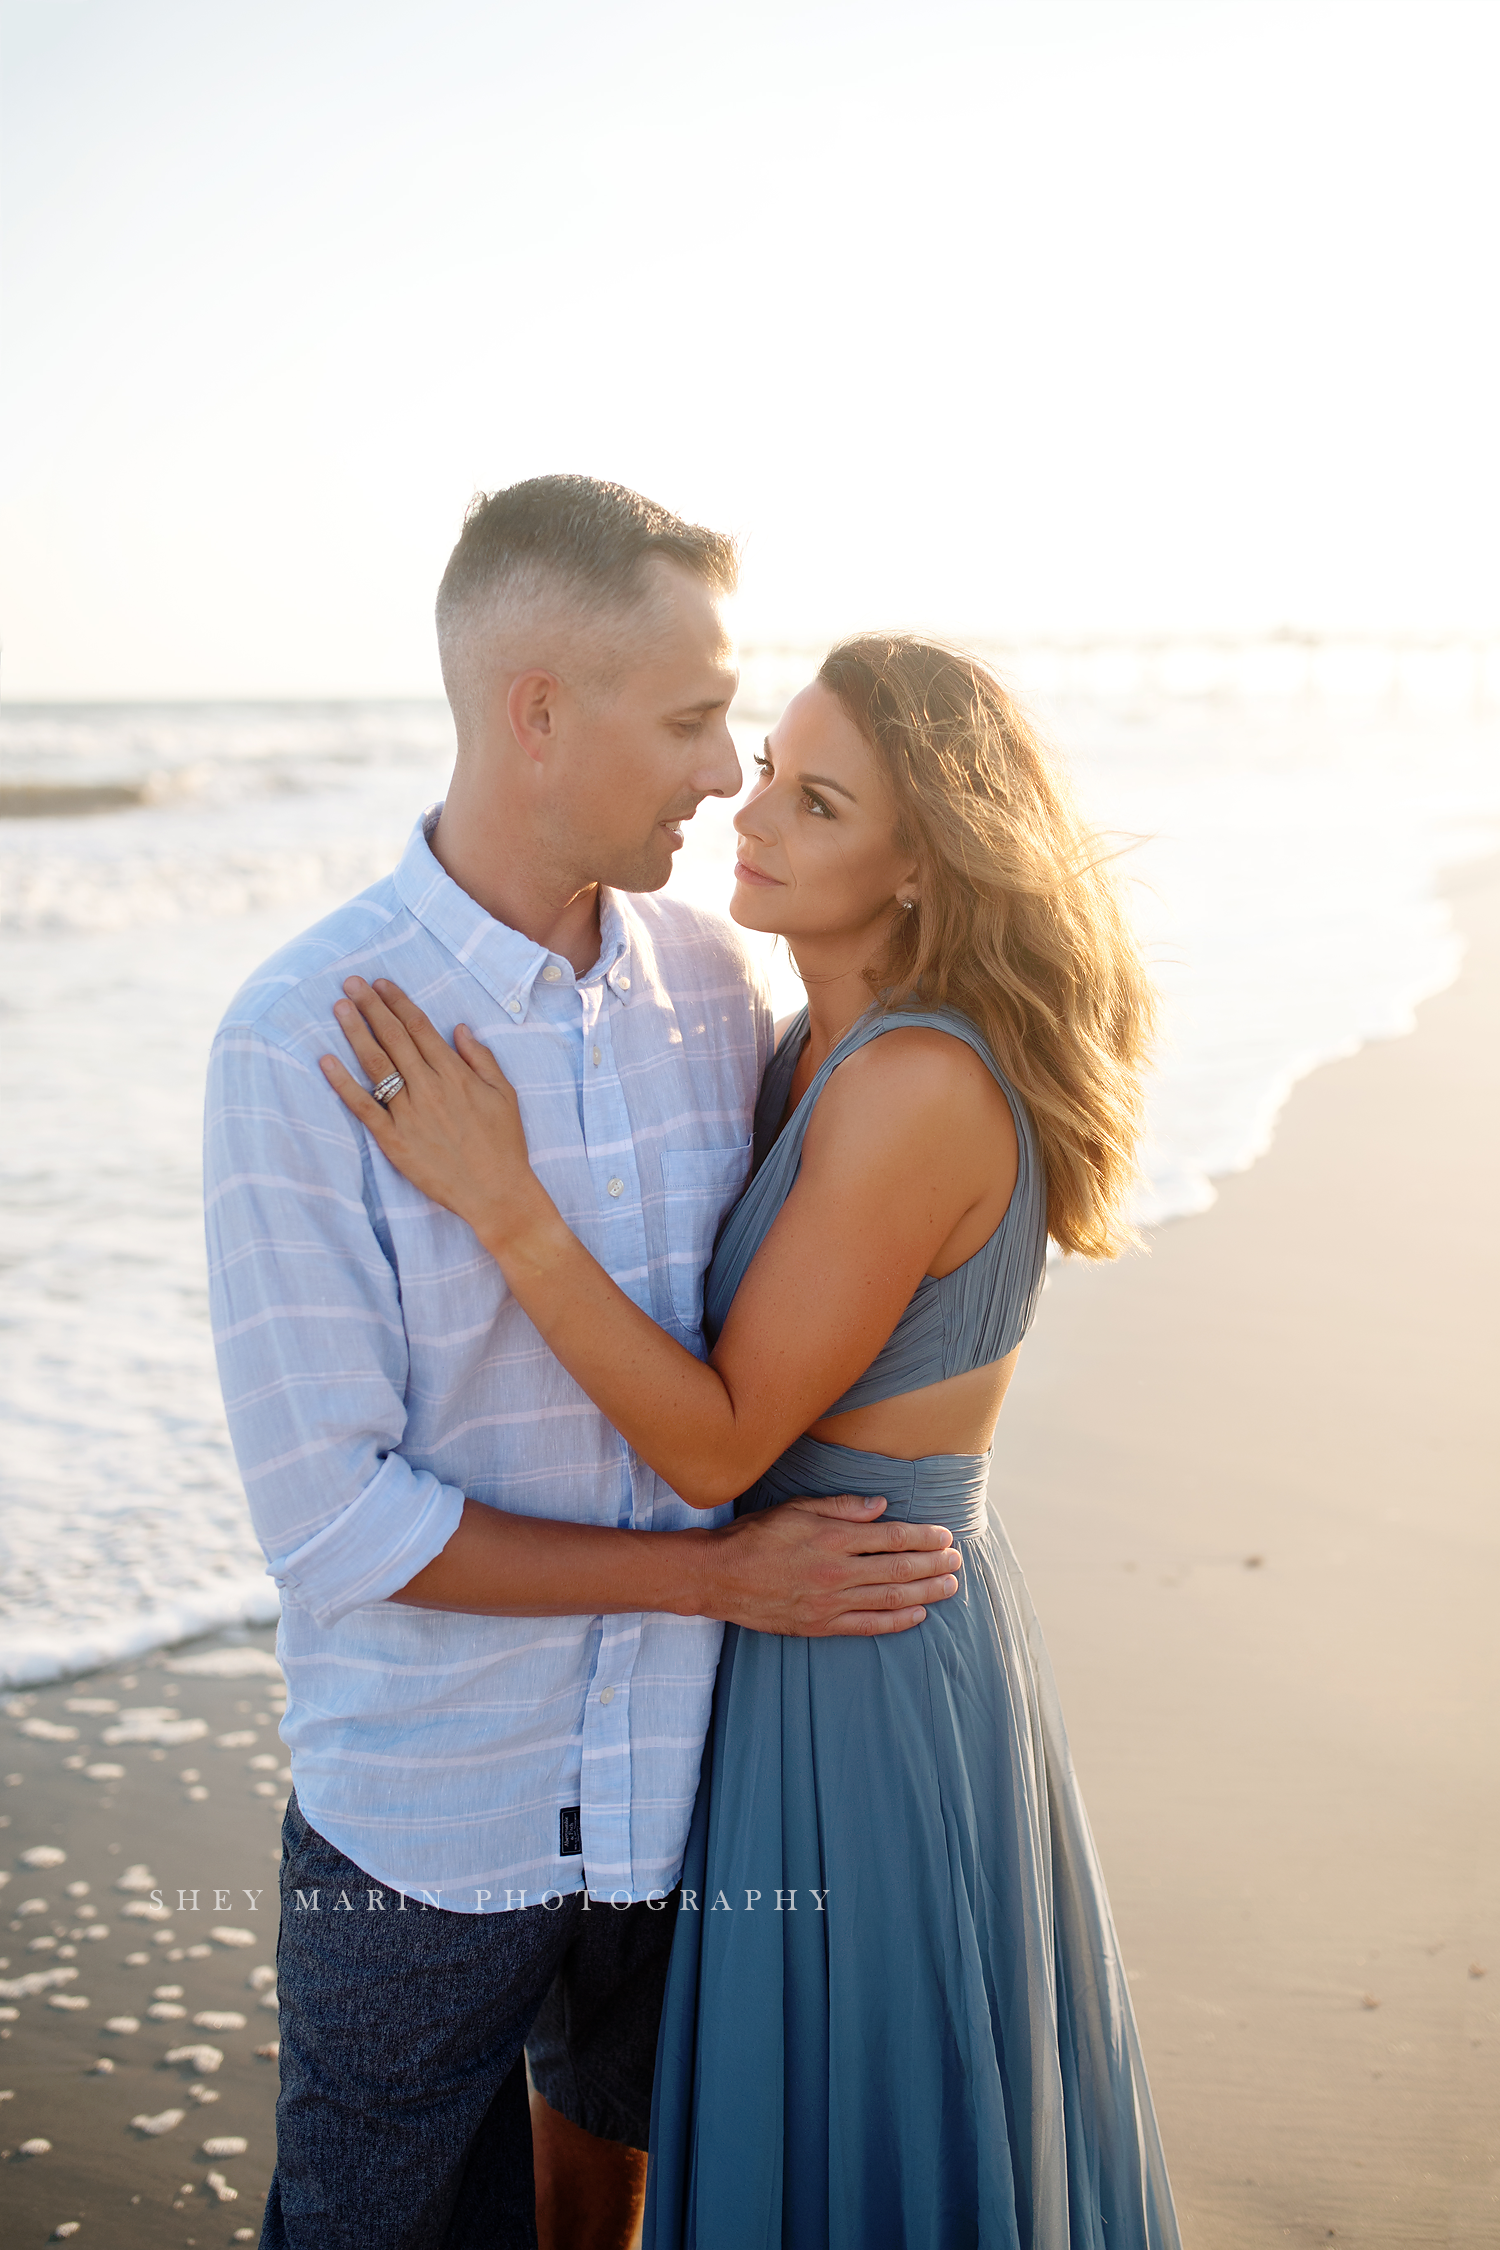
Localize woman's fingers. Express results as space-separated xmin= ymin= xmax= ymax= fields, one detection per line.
xmin=319 ymin=1052 xmax=398 ymax=1140
xmin=453 ymin=1022 xmax=515 ymax=1093
xmin=331 ymin=996 xmax=399 ymax=1090
xmin=318 ymin=977 xmax=538 ymax=1231
xmin=369 ymin=979 xmax=459 ymax=1071
xmin=333 ymin=983 xmax=515 ymax=1117
xmin=339 ymin=979 xmax=427 ymax=1082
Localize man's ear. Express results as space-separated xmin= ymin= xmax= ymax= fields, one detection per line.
xmin=506 ymin=670 xmax=562 ymax=766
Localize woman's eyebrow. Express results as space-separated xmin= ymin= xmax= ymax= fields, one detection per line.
xmin=797 ymin=771 xmax=858 ymax=803
xmin=761 ymin=741 xmax=858 ymax=804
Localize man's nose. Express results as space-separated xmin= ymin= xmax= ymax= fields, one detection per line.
xmin=696 ymin=717 xmax=743 ymax=802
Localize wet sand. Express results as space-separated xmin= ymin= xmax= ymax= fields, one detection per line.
xmin=1 ymin=1635 xmax=285 ymax=2246
xmin=995 ymin=855 xmax=1500 ymax=2244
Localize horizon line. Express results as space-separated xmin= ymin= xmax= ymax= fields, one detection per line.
xmin=5 ymin=625 xmax=1500 ymax=710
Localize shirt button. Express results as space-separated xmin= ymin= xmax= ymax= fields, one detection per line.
xmin=507 ymin=999 xmax=522 ymax=1016
xmin=615 ymin=974 xmax=630 ymax=991
xmin=607 ymin=1178 xmax=624 ymax=1198
xmin=599 ymin=1685 xmax=614 ymax=1706
xmin=541 ymin=965 xmax=562 ymax=982
xmin=592 ymin=1046 xmax=601 ymax=1068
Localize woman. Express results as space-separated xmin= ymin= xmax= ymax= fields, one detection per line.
xmin=325 ymin=637 xmax=1180 ymax=2249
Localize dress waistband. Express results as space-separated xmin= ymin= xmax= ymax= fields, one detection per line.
xmin=744 ymin=1433 xmax=992 ymax=1539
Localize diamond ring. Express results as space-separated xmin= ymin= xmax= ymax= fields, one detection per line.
xmin=371 ymin=1073 xmax=406 ymax=1107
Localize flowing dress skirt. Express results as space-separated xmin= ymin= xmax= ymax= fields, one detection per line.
xmin=643 ymin=1435 xmax=1180 ymax=2250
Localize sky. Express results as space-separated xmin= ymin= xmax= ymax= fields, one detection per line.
xmin=2 ymin=0 xmax=1498 ymax=698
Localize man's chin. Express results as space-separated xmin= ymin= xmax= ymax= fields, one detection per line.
xmin=604 ymin=841 xmax=676 ymax=896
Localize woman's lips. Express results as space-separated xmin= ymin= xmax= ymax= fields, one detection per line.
xmin=734 ymin=858 xmax=783 ymax=888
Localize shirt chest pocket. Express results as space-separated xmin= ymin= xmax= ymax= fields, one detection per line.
xmin=659 ymin=1140 xmax=753 ymax=1331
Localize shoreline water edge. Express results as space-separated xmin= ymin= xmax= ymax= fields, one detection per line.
xmin=2 ymin=648 xmax=1498 ymax=1685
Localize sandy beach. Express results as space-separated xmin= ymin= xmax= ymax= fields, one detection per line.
xmin=2 ymin=1639 xmax=285 ymax=2244
xmin=3 ymin=859 xmax=1496 ymax=2246
xmin=995 ymin=853 xmax=1500 ymax=2244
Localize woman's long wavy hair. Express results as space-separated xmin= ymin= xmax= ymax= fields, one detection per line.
xmin=818 ymin=635 xmax=1157 ymax=1260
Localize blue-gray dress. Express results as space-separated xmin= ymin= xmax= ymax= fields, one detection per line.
xmin=643 ymin=1005 xmax=1180 ymax=2250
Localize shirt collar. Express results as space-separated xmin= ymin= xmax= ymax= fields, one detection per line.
xmin=393 ymin=805 xmax=635 ymax=1020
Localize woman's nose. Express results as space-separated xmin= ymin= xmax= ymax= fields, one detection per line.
xmin=733 ymin=794 xmax=775 ymax=844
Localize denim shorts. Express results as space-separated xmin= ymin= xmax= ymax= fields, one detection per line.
xmin=261 ymin=1792 xmax=677 ymax=2250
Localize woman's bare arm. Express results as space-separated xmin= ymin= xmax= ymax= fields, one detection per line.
xmin=321 ymin=978 xmax=1011 ymax=1507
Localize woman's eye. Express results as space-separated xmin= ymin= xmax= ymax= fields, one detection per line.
xmin=802 ymin=790 xmax=832 ymax=819
xmin=752 ymin=752 xmax=771 ymax=775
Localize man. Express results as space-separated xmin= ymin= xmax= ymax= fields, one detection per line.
xmin=205 ymin=476 xmax=959 ymax=2250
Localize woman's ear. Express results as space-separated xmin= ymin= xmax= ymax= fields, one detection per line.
xmin=506 ymin=670 xmax=562 ymax=765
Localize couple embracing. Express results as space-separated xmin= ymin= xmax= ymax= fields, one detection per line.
xmin=205 ymin=474 xmax=1179 ymax=2250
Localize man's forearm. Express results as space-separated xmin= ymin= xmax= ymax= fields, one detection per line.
xmin=390 ymin=1498 xmax=712 ymax=1620
xmin=389 ymin=1492 xmax=965 ymax=1639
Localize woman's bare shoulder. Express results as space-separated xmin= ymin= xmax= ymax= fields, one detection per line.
xmin=802 ymin=1023 xmax=1016 ymax=1167
xmin=837 ymin=1021 xmax=1006 ymax=1100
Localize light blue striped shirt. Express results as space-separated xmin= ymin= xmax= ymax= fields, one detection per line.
xmin=204 ymin=808 xmax=772 ymax=1909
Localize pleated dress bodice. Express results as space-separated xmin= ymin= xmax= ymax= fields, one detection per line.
xmin=704 ymin=1002 xmax=1049 ymax=1427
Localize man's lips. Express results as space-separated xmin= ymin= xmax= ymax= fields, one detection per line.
xmin=733 ymin=857 xmax=783 ymax=888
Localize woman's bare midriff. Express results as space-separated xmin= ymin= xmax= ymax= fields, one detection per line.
xmin=806 ymin=1348 xmax=1021 ymax=1461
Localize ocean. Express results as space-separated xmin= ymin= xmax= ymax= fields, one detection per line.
xmin=2 ymin=640 xmax=1497 ymax=1686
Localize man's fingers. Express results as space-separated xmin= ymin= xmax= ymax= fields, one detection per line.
xmin=799 ymin=1492 xmax=888 ymax=1521
xmin=712 ymin=1496 xmax=967 ymax=1639
xmin=825 ymin=1606 xmax=930 ymax=1637
xmin=882 ymin=1570 xmax=960 ymax=1606
xmin=813 ymin=1518 xmax=956 ymax=1559
xmin=814 ymin=1568 xmax=960 ymax=1635
xmin=790 ymin=1496 xmax=955 ymax=1553
xmin=850 ymin=1522 xmax=955 ymax=1555
xmin=831 ymin=1546 xmax=962 ymax=1589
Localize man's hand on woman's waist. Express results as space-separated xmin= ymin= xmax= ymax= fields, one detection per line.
xmin=390 ymin=1493 xmax=962 ymax=1638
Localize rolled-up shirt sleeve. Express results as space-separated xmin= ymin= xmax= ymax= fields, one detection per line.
xmin=204 ymin=1022 xmax=466 ymax=1628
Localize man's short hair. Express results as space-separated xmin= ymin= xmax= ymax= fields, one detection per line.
xmin=436 ymin=474 xmax=738 ymax=635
